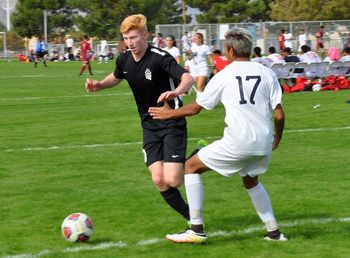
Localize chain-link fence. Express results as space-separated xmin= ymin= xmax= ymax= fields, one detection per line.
xmin=156 ymin=20 xmax=350 ymax=54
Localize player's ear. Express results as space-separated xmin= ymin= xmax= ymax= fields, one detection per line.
xmin=143 ymin=31 xmax=149 ymax=40
xmin=225 ymin=45 xmax=235 ymax=62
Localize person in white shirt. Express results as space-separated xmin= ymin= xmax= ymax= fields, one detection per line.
xmin=190 ymin=32 xmax=213 ymax=93
xmin=149 ymin=27 xmax=287 ymax=243
xmin=99 ymin=37 xmax=109 ymax=63
xmin=181 ymin=32 xmax=191 ymax=53
xmin=65 ymin=35 xmax=74 ymax=54
xmin=251 ymin=46 xmax=273 ymax=67
xmin=299 ymin=45 xmax=321 ymax=77
xmin=163 ymin=35 xmax=181 ymax=64
xmin=298 ymin=29 xmax=307 ymax=52
xmin=340 ymin=47 xmax=350 ymax=62
xmin=267 ymin=46 xmax=285 ymax=66
xmin=284 ymin=29 xmax=293 ymax=49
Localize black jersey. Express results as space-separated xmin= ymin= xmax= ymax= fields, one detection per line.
xmin=114 ymin=45 xmax=186 ymax=129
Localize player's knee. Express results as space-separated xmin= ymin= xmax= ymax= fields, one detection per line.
xmin=152 ymin=174 xmax=166 ymax=188
xmin=164 ymin=176 xmax=183 ymax=188
xmin=242 ymin=175 xmax=258 ymax=189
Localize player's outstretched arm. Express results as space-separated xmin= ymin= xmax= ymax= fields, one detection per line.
xmin=272 ymin=104 xmax=285 ymax=150
xmin=156 ymin=73 xmax=194 ymax=103
xmin=149 ymin=101 xmax=202 ymax=120
xmin=85 ymin=73 xmax=120 ymax=92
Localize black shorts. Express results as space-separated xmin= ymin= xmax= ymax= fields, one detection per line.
xmin=36 ymin=51 xmax=46 ymax=58
xmin=142 ymin=125 xmax=187 ymax=166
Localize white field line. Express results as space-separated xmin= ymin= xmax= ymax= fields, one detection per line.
xmin=0 ymin=92 xmax=132 ymax=102
xmin=3 ymin=126 xmax=350 ymax=153
xmin=2 ymin=216 xmax=350 ymax=258
xmin=0 ymin=71 xmax=106 ymax=79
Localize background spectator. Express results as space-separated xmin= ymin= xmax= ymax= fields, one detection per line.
xmin=163 ymin=35 xmax=181 ymax=64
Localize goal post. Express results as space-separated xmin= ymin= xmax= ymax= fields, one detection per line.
xmin=0 ymin=32 xmax=7 ymax=58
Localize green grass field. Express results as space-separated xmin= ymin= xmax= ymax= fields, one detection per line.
xmin=1 ymin=60 xmax=350 ymax=258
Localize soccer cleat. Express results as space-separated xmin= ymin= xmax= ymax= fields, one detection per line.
xmin=166 ymin=229 xmax=207 ymax=243
xmin=264 ymin=230 xmax=288 ymax=241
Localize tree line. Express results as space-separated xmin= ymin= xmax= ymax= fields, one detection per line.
xmin=7 ymin=0 xmax=350 ymax=40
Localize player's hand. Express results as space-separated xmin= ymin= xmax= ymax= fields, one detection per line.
xmin=149 ymin=101 xmax=172 ymax=120
xmin=85 ymin=78 xmax=101 ymax=92
xmin=157 ymin=90 xmax=178 ymax=103
xmin=272 ymin=135 xmax=280 ymax=151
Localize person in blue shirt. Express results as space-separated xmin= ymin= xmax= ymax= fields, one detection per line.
xmin=34 ymin=36 xmax=48 ymax=68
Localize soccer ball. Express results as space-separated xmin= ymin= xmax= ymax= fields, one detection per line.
xmin=312 ymin=84 xmax=322 ymax=92
xmin=61 ymin=213 xmax=94 ymax=242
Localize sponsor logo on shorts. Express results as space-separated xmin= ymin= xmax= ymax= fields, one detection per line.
xmin=171 ymin=155 xmax=180 ymax=158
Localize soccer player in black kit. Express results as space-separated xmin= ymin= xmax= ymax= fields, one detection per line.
xmin=85 ymin=14 xmax=194 ymax=225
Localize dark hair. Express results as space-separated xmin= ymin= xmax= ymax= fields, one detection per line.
xmin=281 ymin=29 xmax=285 ymax=33
xmin=213 ymin=49 xmax=222 ymax=55
xmin=282 ymin=47 xmax=292 ymax=54
xmin=165 ymin=35 xmax=177 ymax=47
xmin=253 ymin=46 xmax=261 ymax=56
xmin=195 ymin=32 xmax=203 ymax=38
xmin=84 ymin=35 xmax=89 ymax=40
xmin=301 ymin=45 xmax=310 ymax=53
xmin=343 ymin=47 xmax=350 ymax=54
xmin=269 ymin=46 xmax=276 ymax=54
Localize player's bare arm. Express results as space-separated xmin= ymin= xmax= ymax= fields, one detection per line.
xmin=156 ymin=73 xmax=194 ymax=103
xmin=85 ymin=73 xmax=120 ymax=92
xmin=149 ymin=101 xmax=202 ymax=120
xmin=272 ymin=104 xmax=285 ymax=150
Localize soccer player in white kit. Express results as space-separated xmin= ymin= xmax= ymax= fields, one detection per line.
xmin=190 ymin=33 xmax=213 ymax=93
xmin=149 ymin=27 xmax=287 ymax=243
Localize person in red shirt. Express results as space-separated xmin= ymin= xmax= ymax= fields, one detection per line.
xmin=212 ymin=49 xmax=229 ymax=74
xmin=79 ymin=35 xmax=93 ymax=76
xmin=278 ymin=29 xmax=285 ymax=51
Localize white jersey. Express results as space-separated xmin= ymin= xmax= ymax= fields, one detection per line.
xmin=251 ymin=57 xmax=273 ymax=67
xmin=267 ymin=53 xmax=285 ymax=64
xmin=66 ymin=38 xmax=74 ymax=48
xmin=299 ymin=51 xmax=321 ymax=63
xmin=100 ymin=40 xmax=108 ymax=56
xmin=162 ymin=46 xmax=180 ymax=60
xmin=191 ymin=44 xmax=211 ymax=67
xmin=181 ymin=35 xmax=191 ymax=51
xmin=196 ymin=61 xmax=282 ymax=155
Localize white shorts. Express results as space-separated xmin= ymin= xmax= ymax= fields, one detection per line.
xmin=191 ymin=64 xmax=209 ymax=78
xmin=198 ymin=139 xmax=271 ymax=177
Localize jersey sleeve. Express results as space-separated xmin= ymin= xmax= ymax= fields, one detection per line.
xmin=268 ymin=70 xmax=283 ymax=110
xmin=113 ymin=54 xmax=126 ymax=79
xmin=196 ymin=74 xmax=224 ymax=110
xmin=160 ymin=53 xmax=186 ymax=81
xmin=205 ymin=45 xmax=211 ymax=55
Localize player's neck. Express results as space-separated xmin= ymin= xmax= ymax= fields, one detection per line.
xmin=132 ymin=47 xmax=147 ymax=62
xmin=233 ymin=56 xmax=250 ymax=62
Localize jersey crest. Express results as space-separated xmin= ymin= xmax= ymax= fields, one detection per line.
xmin=145 ymin=68 xmax=152 ymax=80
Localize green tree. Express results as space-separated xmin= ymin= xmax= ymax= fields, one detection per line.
xmin=11 ymin=0 xmax=182 ymax=40
xmin=11 ymin=0 xmax=78 ymax=37
xmin=188 ymin=0 xmax=272 ymax=23
xmin=77 ymin=0 xmax=182 ymax=39
xmin=270 ymin=0 xmax=350 ymax=21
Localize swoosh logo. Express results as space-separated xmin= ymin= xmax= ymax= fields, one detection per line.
xmin=171 ymin=155 xmax=180 ymax=158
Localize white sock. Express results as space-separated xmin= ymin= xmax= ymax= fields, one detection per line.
xmin=246 ymin=183 xmax=278 ymax=232
xmin=184 ymin=174 xmax=204 ymax=225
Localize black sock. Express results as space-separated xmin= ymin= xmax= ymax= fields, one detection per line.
xmin=160 ymin=187 xmax=190 ymax=221
xmin=191 ymin=224 xmax=204 ymax=233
